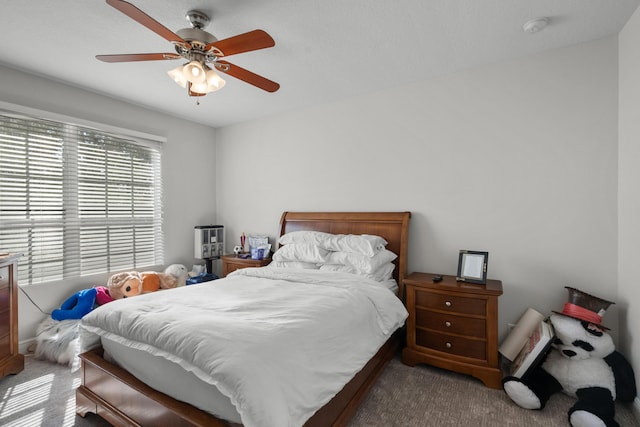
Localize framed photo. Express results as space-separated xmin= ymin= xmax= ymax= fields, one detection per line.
xmin=456 ymin=250 xmax=488 ymax=284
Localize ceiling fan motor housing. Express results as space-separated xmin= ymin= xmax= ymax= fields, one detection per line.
xmin=177 ymin=10 xmax=218 ymax=56
xmin=177 ymin=27 xmax=218 ymax=45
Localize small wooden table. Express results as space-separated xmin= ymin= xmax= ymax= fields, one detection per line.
xmin=401 ymin=272 xmax=503 ymax=389
xmin=221 ymin=254 xmax=271 ymax=277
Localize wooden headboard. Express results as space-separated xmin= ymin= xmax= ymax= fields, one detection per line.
xmin=279 ymin=212 xmax=411 ymax=299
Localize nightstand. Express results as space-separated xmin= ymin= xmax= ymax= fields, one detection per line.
xmin=0 ymin=254 xmax=24 ymax=378
xmin=221 ymin=254 xmax=271 ymax=277
xmin=401 ymin=272 xmax=503 ymax=389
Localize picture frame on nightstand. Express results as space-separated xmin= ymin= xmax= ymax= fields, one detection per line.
xmin=456 ymin=250 xmax=488 ymax=284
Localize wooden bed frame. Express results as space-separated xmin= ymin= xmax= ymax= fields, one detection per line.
xmin=76 ymin=211 xmax=411 ymax=426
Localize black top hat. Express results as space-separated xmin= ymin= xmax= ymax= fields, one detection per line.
xmin=553 ymin=286 xmax=615 ymax=330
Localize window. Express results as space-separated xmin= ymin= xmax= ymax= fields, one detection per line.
xmin=0 ymin=110 xmax=164 ymax=285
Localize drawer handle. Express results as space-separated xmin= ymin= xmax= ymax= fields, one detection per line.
xmin=445 ymin=301 xmax=452 ymax=307
xmin=445 ymin=342 xmax=452 ymax=349
xmin=445 ymin=321 xmax=451 ymax=327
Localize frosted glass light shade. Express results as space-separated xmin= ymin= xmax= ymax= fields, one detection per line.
xmin=205 ymin=69 xmax=226 ymax=92
xmin=167 ymin=66 xmax=188 ymax=88
xmin=183 ymin=61 xmax=206 ymax=84
xmin=189 ymin=81 xmax=209 ymax=94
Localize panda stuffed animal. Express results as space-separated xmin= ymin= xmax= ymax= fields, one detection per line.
xmin=503 ymin=287 xmax=636 ymax=427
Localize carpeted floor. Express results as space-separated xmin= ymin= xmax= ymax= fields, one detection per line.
xmin=1 ymin=354 xmax=638 ymax=426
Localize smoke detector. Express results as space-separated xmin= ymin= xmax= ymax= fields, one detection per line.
xmin=523 ymin=17 xmax=549 ymax=34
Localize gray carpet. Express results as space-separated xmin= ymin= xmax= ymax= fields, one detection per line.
xmin=1 ymin=354 xmax=638 ymax=426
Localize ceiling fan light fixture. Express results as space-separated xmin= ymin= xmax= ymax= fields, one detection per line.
xmin=206 ymin=68 xmax=226 ymax=91
xmin=183 ymin=60 xmax=206 ymax=83
xmin=98 ymin=1 xmax=279 ymax=96
xmin=168 ymin=66 xmax=188 ymax=88
xmin=187 ymin=82 xmax=206 ymax=97
xmin=189 ymin=81 xmax=209 ymax=94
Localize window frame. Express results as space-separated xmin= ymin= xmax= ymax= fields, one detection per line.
xmin=0 ymin=104 xmax=165 ymax=286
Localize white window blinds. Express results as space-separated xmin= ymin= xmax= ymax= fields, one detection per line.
xmin=0 ymin=110 xmax=164 ymax=285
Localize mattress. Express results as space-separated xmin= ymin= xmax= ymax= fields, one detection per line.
xmin=80 ymin=267 xmax=407 ymax=427
xmin=101 ymin=335 xmax=243 ymax=424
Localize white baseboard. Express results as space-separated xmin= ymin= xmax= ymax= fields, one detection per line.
xmin=19 ymin=338 xmax=36 ymax=355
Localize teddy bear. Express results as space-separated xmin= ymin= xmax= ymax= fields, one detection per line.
xmin=502 ymin=287 xmax=636 ymax=427
xmin=164 ymin=263 xmax=189 ymax=287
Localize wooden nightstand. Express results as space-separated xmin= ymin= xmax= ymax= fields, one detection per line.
xmin=0 ymin=254 xmax=24 ymax=378
xmin=401 ymin=272 xmax=503 ymax=389
xmin=221 ymin=254 xmax=271 ymax=277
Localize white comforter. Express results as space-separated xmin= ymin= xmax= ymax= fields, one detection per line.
xmin=80 ymin=267 xmax=408 ymax=427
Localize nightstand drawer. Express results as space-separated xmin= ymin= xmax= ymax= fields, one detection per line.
xmin=0 ymin=309 xmax=8 ymax=337
xmin=416 ymin=329 xmax=486 ymax=360
xmin=415 ymin=290 xmax=486 ymax=316
xmin=0 ymin=266 xmax=8 ymax=289
xmin=0 ymin=287 xmax=8 ymax=309
xmin=0 ymin=333 xmax=9 ymax=360
xmin=416 ymin=308 xmax=486 ymax=338
xmin=223 ymin=263 xmax=242 ymax=277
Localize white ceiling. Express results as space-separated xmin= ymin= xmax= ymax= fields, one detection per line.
xmin=1 ymin=0 xmax=638 ymax=128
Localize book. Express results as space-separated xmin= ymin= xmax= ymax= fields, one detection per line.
xmin=499 ymin=307 xmax=546 ymax=361
xmin=509 ymin=319 xmax=554 ymax=378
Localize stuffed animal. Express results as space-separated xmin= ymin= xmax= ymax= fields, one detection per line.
xmin=164 ymin=263 xmax=189 ymax=287
xmin=34 ymin=317 xmax=82 ymax=366
xmin=107 ymin=264 xmax=187 ymax=298
xmin=51 ymin=264 xmax=188 ymax=319
xmin=502 ymin=287 xmax=636 ymax=427
xmin=51 ymin=286 xmax=113 ymax=321
xmin=107 ymin=270 xmax=144 ymax=299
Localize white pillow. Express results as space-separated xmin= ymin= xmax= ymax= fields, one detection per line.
xmin=320 ymin=262 xmax=395 ymax=282
xmin=270 ymin=261 xmax=320 ymax=270
xmin=326 ymin=249 xmax=397 ymax=274
xmin=272 ymin=244 xmax=329 ymax=263
xmin=368 ymin=262 xmax=395 ymax=281
xmin=279 ymin=231 xmax=387 ymax=257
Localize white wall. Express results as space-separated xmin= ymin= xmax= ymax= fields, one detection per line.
xmin=0 ymin=65 xmax=217 ymax=342
xmin=619 ymin=8 xmax=640 ymax=413
xmin=216 ymin=37 xmax=620 ymax=344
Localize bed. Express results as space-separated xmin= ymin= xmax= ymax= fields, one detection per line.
xmin=76 ymin=211 xmax=411 ymax=427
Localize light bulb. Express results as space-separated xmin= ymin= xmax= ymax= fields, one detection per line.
xmin=182 ymin=61 xmax=206 ymax=84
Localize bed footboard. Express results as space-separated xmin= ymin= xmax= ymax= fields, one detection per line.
xmin=77 ymin=347 xmax=230 ymax=426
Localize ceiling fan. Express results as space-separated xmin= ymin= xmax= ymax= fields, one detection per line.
xmin=96 ymin=0 xmax=280 ymax=97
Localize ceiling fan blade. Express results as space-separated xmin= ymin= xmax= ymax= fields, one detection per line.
xmin=215 ymin=60 xmax=280 ymax=93
xmin=206 ymin=30 xmax=275 ymax=57
xmin=96 ymin=53 xmax=181 ymax=62
xmin=106 ymin=0 xmax=191 ymax=49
